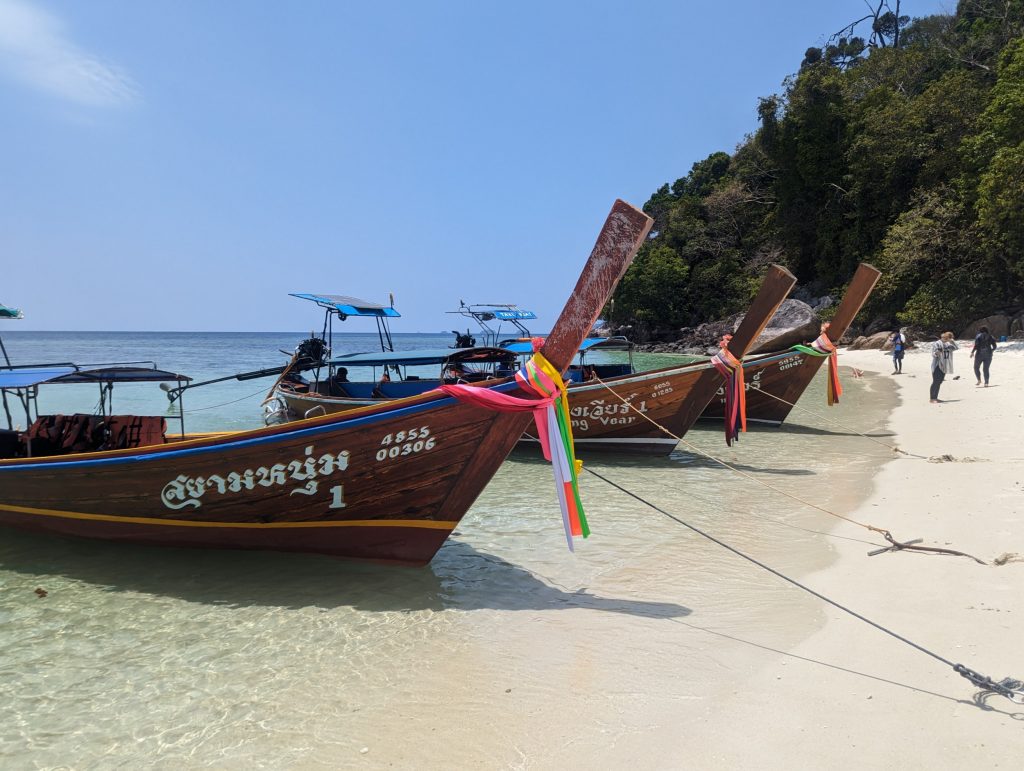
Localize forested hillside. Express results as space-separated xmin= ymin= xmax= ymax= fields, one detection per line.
xmin=609 ymin=0 xmax=1024 ymax=339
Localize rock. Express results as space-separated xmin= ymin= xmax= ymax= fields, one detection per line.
xmin=848 ymin=331 xmax=893 ymax=350
xmin=747 ymin=300 xmax=821 ymax=354
xmin=865 ymin=317 xmax=896 ymax=335
xmin=960 ymin=314 xmax=1011 ymax=340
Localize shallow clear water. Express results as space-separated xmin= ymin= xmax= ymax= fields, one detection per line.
xmin=0 ymin=332 xmax=896 ymax=767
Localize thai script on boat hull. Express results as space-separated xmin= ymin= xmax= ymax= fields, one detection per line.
xmin=160 ymin=445 xmax=350 ymax=510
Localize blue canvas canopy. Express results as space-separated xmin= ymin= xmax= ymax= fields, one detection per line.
xmin=0 ymin=366 xmax=77 ymax=389
xmin=500 ymin=336 xmax=633 ymax=355
xmin=289 ymin=293 xmax=401 ymax=318
xmin=328 ymin=347 xmax=515 ymax=369
xmin=492 ymin=309 xmax=536 ymax=321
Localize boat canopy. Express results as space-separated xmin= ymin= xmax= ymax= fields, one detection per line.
xmin=328 ymin=347 xmax=516 ymax=369
xmin=289 ymin=293 xmax=401 ymax=318
xmin=490 ymin=309 xmax=536 ymax=321
xmin=0 ymin=364 xmax=191 ymax=389
xmin=0 ymin=366 xmax=77 ymax=389
xmin=0 ymin=303 xmax=23 ymax=319
xmin=500 ymin=336 xmax=633 ymax=355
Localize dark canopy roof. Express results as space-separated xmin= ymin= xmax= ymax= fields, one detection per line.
xmin=0 ymin=364 xmax=191 ymax=389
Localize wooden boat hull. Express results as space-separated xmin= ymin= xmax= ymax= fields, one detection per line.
xmin=0 ymin=200 xmax=654 ymax=563
xmin=701 ymin=349 xmax=815 ymax=426
xmin=534 ymin=360 xmax=722 ymax=454
xmin=702 ymin=262 xmax=882 ymax=427
xmin=0 ymin=394 xmax=519 ymax=565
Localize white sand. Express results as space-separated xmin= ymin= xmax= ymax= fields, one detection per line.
xmin=691 ymin=342 xmax=1024 ymax=768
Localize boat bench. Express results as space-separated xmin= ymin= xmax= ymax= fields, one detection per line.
xmin=21 ymin=414 xmax=168 ymax=457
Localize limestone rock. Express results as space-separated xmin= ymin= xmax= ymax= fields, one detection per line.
xmin=848 ymin=331 xmax=893 ymax=350
xmin=960 ymin=314 xmax=1011 ymax=340
xmin=748 ymin=300 xmax=822 ymax=354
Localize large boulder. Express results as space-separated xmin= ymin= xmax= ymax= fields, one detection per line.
xmin=747 ymin=299 xmax=822 ymax=354
xmin=960 ymin=314 xmax=1011 ymax=340
xmin=848 ymin=331 xmax=894 ymax=350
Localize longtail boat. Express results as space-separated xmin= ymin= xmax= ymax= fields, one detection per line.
xmin=702 ymin=263 xmax=882 ymax=425
xmin=0 ymin=200 xmax=652 ymax=565
xmin=521 ymin=263 xmax=797 ymax=454
xmin=265 ymin=265 xmax=796 ymax=455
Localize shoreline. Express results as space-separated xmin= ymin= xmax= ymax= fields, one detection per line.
xmin=684 ymin=343 xmax=1024 ymax=767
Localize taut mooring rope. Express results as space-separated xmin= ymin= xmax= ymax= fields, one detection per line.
xmin=582 ymin=464 xmax=1024 ymax=705
xmin=586 ymin=373 xmax=986 ymax=564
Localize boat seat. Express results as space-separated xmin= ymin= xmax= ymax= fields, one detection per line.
xmin=0 ymin=428 xmax=21 ymax=459
xmin=593 ymin=364 xmax=631 ymax=378
xmin=341 ymin=382 xmax=377 ymax=399
xmin=22 ymin=414 xmax=167 ymax=456
xmin=378 ymin=381 xmax=437 ymax=398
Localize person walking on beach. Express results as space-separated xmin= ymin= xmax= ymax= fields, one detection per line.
xmin=890 ymin=329 xmax=907 ymax=374
xmin=930 ymin=331 xmax=957 ymax=403
xmin=970 ymin=325 xmax=997 ymax=386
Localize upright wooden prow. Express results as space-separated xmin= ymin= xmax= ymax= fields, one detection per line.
xmin=725 ymin=264 xmax=798 ymax=358
xmin=702 ymin=261 xmax=884 ymax=426
xmin=540 ymin=200 xmax=654 ymax=369
xmin=652 ymin=263 xmax=799 ymax=442
xmin=822 ymin=263 xmax=882 ymax=343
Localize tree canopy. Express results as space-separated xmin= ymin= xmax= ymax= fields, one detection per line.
xmin=610 ymin=0 xmax=1024 ymax=338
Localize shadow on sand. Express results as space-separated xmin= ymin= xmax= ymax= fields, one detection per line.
xmin=0 ymin=529 xmax=691 ymax=619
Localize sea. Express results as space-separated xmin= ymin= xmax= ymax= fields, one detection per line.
xmin=0 ymin=331 xmax=897 ymax=768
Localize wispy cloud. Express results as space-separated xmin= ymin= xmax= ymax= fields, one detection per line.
xmin=0 ymin=0 xmax=136 ymax=106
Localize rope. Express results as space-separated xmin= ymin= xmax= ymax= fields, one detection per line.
xmin=587 ymin=373 xmax=987 ymax=563
xmin=178 ymin=387 xmax=270 ymax=411
xmin=753 ymin=382 xmax=930 ymax=460
xmin=521 ymin=429 xmax=881 ymax=547
xmin=581 ymin=464 xmax=1024 ymax=704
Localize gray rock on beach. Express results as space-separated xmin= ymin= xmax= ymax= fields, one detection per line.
xmin=960 ymin=314 xmax=1011 ymax=340
xmin=849 ymin=331 xmax=894 ymax=350
xmin=748 ymin=299 xmax=821 ymax=354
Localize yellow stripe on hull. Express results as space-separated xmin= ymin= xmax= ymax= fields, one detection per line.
xmin=0 ymin=503 xmax=458 ymax=530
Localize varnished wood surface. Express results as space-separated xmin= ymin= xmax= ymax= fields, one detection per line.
xmin=0 ymin=201 xmax=653 ymax=563
xmin=703 ymin=263 xmax=882 ymax=424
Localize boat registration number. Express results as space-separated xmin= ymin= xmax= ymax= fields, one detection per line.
xmin=376 ymin=425 xmax=436 ymax=461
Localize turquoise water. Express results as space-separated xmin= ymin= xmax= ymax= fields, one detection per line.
xmin=0 ymin=332 xmax=895 ymax=767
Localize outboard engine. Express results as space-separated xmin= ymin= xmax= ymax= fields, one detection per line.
xmin=295 ymin=336 xmax=329 ymax=365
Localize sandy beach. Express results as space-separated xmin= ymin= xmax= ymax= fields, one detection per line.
xmin=688 ymin=341 xmax=1024 ymax=768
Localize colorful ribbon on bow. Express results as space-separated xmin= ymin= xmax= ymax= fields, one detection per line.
xmin=791 ymin=322 xmax=842 ymax=405
xmin=437 ymin=339 xmax=589 ymax=550
xmin=710 ymin=334 xmax=746 ymax=446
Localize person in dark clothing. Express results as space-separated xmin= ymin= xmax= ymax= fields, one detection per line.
xmin=890 ymin=329 xmax=907 ymax=374
xmin=371 ymin=371 xmax=391 ymax=398
xmin=930 ymin=332 xmax=957 ymax=403
xmin=970 ymin=325 xmax=997 ymax=386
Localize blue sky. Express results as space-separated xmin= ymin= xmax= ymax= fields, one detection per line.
xmin=1 ymin=0 xmax=953 ymax=332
